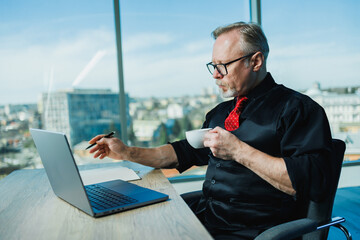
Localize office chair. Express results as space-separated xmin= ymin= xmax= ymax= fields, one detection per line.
xmin=255 ymin=139 xmax=352 ymax=240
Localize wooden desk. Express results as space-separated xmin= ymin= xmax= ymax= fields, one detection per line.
xmin=0 ymin=162 xmax=212 ymax=240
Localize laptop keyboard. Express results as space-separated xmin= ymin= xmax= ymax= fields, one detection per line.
xmin=85 ymin=184 xmax=138 ymax=210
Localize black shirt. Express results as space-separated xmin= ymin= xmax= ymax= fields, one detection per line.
xmin=170 ymin=73 xmax=332 ymax=235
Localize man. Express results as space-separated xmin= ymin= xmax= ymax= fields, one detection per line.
xmin=89 ymin=22 xmax=332 ymax=239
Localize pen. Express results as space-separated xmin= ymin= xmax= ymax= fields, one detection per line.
xmin=85 ymin=131 xmax=115 ymax=150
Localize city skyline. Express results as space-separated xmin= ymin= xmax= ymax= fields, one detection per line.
xmin=0 ymin=0 xmax=360 ymax=104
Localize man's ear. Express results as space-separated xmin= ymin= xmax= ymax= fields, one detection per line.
xmin=252 ymin=52 xmax=264 ymax=72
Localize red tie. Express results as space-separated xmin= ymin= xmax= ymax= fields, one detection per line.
xmin=224 ymin=97 xmax=248 ymax=131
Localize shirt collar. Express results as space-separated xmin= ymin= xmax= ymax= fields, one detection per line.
xmin=245 ymin=72 xmax=277 ymax=100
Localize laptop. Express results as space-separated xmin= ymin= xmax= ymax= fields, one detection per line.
xmin=30 ymin=128 xmax=169 ymax=217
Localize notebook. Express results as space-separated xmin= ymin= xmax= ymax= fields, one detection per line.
xmin=30 ymin=128 xmax=169 ymax=218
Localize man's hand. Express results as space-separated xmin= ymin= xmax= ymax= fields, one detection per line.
xmin=88 ymin=135 xmax=128 ymax=160
xmin=203 ymin=126 xmax=241 ymax=160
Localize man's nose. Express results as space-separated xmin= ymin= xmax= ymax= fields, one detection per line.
xmin=212 ymin=68 xmax=223 ymax=79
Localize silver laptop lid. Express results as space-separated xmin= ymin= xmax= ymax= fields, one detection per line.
xmin=30 ymin=128 xmax=93 ymax=216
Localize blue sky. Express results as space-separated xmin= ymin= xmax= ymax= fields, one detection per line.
xmin=0 ymin=0 xmax=359 ymax=104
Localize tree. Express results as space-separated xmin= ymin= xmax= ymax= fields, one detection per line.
xmin=156 ymin=123 xmax=169 ymax=145
xmin=178 ymin=116 xmax=194 ymax=139
xmin=127 ymin=123 xmax=138 ymax=146
xmin=171 ymin=119 xmax=181 ymax=140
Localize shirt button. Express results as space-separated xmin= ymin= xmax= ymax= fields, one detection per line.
xmin=216 ymin=163 xmax=221 ymax=168
xmin=211 ymin=180 xmax=216 ymax=184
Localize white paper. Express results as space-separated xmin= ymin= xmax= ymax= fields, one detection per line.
xmin=79 ymin=165 xmax=141 ymax=185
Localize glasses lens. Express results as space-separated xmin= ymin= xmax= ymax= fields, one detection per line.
xmin=216 ymin=65 xmax=226 ymax=76
xmin=207 ymin=63 xmax=215 ymax=74
xmin=207 ymin=63 xmax=227 ymax=76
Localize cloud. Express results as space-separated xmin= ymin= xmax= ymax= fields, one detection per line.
xmin=123 ymin=32 xmax=174 ymax=53
xmin=0 ymin=28 xmax=215 ymax=104
xmin=270 ymin=42 xmax=337 ymax=58
xmin=183 ymin=39 xmax=213 ymax=54
xmin=123 ymin=52 xmax=212 ymax=97
xmin=268 ymin=42 xmax=360 ymax=90
xmin=2 ymin=25 xmax=359 ymax=105
xmin=121 ymin=36 xmax=213 ymax=97
xmin=0 ymin=28 xmax=119 ymax=104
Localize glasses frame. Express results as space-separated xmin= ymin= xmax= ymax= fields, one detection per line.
xmin=206 ymin=52 xmax=257 ymax=76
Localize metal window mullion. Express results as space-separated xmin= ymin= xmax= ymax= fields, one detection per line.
xmin=250 ymin=0 xmax=261 ymax=26
xmin=113 ymin=0 xmax=128 ymax=144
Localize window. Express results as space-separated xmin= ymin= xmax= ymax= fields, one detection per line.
xmin=262 ymin=0 xmax=360 ymax=162
xmin=0 ymin=0 xmax=121 ymax=178
xmin=119 ymin=1 xmax=249 ymax=178
xmin=120 ymin=0 xmax=249 ymax=148
xmin=1 ymin=0 xmax=250 ymax=178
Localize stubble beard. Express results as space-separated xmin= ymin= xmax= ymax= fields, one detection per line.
xmin=216 ymin=79 xmax=238 ymax=98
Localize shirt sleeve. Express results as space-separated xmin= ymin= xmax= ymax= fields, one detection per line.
xmin=170 ymin=140 xmax=210 ymax=173
xmin=278 ymin=97 xmax=332 ymax=202
xmin=170 ymin=109 xmax=216 ymax=173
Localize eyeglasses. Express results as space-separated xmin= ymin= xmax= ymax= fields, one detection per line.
xmin=206 ymin=52 xmax=256 ymax=76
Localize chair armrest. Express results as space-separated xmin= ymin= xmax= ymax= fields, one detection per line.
xmin=180 ymin=190 xmax=202 ymax=202
xmin=254 ymin=218 xmax=317 ymax=240
xmin=318 ymin=217 xmax=352 ymax=240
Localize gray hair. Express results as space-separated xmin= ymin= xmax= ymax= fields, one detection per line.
xmin=212 ymin=22 xmax=269 ymax=61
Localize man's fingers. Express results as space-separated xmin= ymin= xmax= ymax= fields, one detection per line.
xmin=213 ymin=126 xmax=225 ymax=133
xmin=209 ymin=128 xmax=217 ymax=133
xmin=89 ymin=144 xmax=100 ymax=153
xmin=89 ymin=137 xmax=108 ymax=153
xmin=93 ymin=151 xmax=102 ymax=158
xmin=94 ymin=149 xmax=106 ymax=158
xmin=88 ymin=134 xmax=106 ymax=144
xmin=203 ymin=134 xmax=214 ymax=148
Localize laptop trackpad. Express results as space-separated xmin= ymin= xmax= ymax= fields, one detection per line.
xmin=98 ymin=180 xmax=147 ymax=196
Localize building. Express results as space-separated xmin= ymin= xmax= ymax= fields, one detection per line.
xmin=305 ymin=83 xmax=360 ymax=134
xmin=305 ymin=83 xmax=360 ymax=161
xmin=4 ymin=104 xmax=38 ymax=120
xmin=167 ymin=103 xmax=184 ymax=119
xmin=40 ymin=89 xmax=130 ymax=146
xmin=133 ymin=119 xmax=161 ymax=142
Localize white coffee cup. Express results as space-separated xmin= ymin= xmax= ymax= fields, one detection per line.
xmin=185 ymin=128 xmax=212 ymax=149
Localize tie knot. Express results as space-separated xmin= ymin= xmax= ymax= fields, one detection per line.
xmin=234 ymin=96 xmax=248 ymax=112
